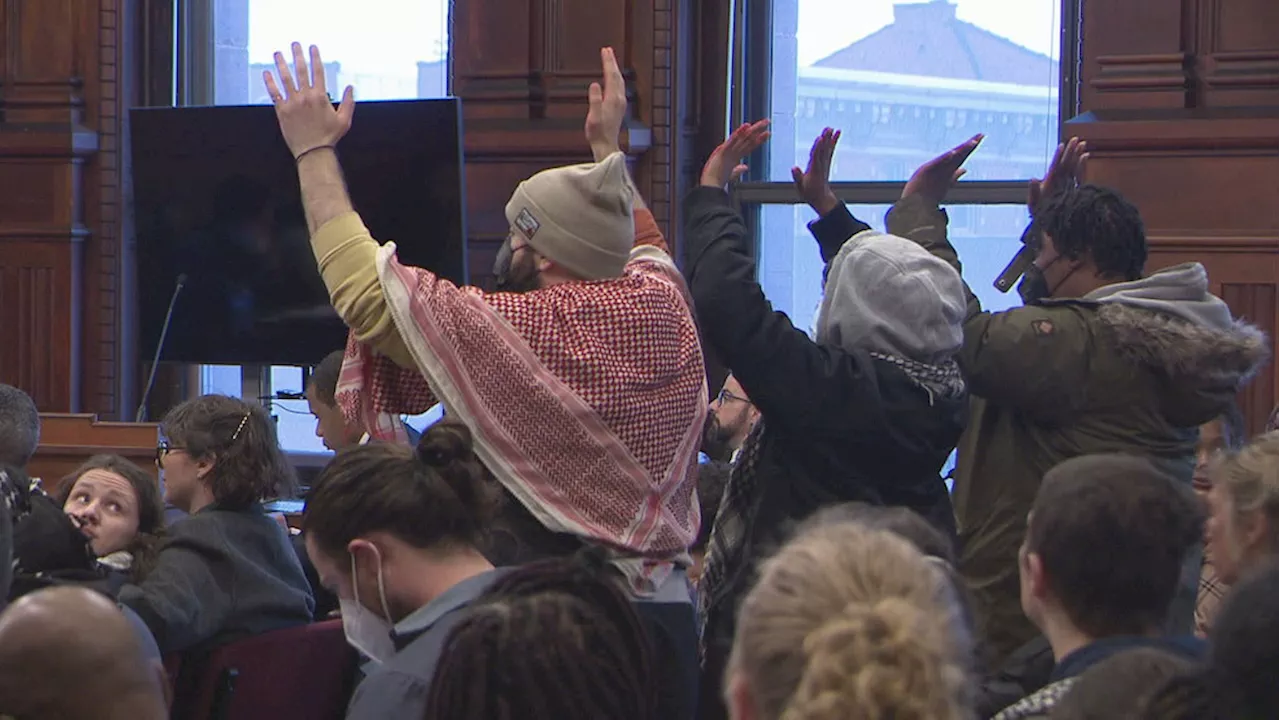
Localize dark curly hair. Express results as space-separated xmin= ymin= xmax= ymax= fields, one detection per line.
xmin=161 ymin=394 xmax=297 ymax=509
xmin=55 ymin=455 xmax=167 ymax=582
xmin=423 ymin=550 xmax=655 ymax=720
xmin=1037 ymin=184 xmax=1147 ymax=282
xmin=303 ymin=420 xmax=500 ymax=561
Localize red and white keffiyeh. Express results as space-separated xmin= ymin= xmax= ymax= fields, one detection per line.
xmin=334 ymin=229 xmax=707 ymax=596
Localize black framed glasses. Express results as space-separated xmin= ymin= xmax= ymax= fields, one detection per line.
xmin=155 ymin=441 xmax=184 ymax=468
xmin=715 ymin=388 xmax=750 ymax=406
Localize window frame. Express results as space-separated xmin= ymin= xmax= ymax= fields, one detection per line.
xmin=727 ymin=0 xmax=1084 ymax=208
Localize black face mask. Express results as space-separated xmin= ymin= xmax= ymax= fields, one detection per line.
xmin=1017 ymin=264 xmax=1051 ymax=306
xmin=492 ymin=237 xmax=515 ymax=289
xmin=492 ymin=238 xmax=541 ymax=294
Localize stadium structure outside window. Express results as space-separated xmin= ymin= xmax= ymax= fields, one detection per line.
xmin=729 ymin=0 xmax=1077 ymax=478
xmin=192 ymin=0 xmax=449 ymax=452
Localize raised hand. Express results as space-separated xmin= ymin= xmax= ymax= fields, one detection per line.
xmin=791 ymin=128 xmax=841 ymax=216
xmin=585 ymin=47 xmax=628 ymax=162
xmin=1028 ymin=137 xmax=1088 ymax=212
xmin=263 ymin=43 xmax=355 ymax=159
xmin=902 ymin=133 xmax=983 ymax=207
xmin=701 ymin=120 xmax=771 ymax=189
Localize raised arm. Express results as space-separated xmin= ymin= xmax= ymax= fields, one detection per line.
xmin=890 ymin=136 xmax=1091 ymax=420
xmin=264 ymin=44 xmax=414 ymax=368
xmin=791 ymin=127 xmax=874 ymax=264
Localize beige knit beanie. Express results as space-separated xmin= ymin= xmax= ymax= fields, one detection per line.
xmin=503 ymin=151 xmax=635 ymax=280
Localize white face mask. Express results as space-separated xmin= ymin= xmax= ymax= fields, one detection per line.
xmin=341 ymin=547 xmax=396 ymax=664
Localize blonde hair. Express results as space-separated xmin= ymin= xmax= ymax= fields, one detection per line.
xmin=728 ymin=523 xmax=972 ymax=720
xmin=1214 ymin=430 xmax=1279 ymax=532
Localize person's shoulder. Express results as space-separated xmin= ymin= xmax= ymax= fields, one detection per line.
xmin=346 ymin=665 xmax=432 ymax=719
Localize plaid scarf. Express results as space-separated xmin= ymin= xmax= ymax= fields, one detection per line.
xmin=335 ymin=219 xmax=707 ymax=597
xmin=869 ymin=353 xmax=966 ymax=403
xmin=699 ymin=419 xmax=766 ymax=624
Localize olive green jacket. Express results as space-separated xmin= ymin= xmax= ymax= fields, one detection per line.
xmin=887 ymin=195 xmax=1270 ymax=663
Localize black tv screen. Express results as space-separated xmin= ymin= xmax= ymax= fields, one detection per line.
xmin=130 ymin=99 xmax=467 ymax=366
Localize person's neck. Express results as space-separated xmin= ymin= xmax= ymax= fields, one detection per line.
xmin=1039 ymin=610 xmax=1099 ymax=663
xmin=394 ymin=548 xmax=494 ymax=619
xmin=185 ymin=486 xmax=218 ymax=515
xmin=1057 ymin=270 xmax=1121 ymax=300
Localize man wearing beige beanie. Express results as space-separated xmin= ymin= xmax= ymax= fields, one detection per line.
xmin=265 ymin=46 xmax=706 ymax=714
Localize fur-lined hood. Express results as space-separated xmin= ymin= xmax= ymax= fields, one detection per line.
xmin=1080 ymin=263 xmax=1270 ymax=426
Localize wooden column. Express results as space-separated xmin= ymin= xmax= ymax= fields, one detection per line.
xmin=0 ymin=0 xmax=96 ymax=412
xmin=452 ymin=0 xmax=694 ymax=285
xmin=0 ymin=0 xmax=135 ymax=416
xmin=1069 ymin=0 xmax=1279 ymax=433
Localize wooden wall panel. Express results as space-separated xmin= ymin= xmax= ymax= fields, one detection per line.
xmin=2 ymin=0 xmax=693 ymax=417
xmin=452 ymin=0 xmax=687 ymax=286
xmin=1072 ymin=0 xmax=1279 ymax=433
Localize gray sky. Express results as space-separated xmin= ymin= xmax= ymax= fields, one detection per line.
xmin=248 ymin=0 xmax=1058 ymax=76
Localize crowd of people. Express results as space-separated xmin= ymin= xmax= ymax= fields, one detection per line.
xmin=0 ymin=42 xmax=1273 ymax=720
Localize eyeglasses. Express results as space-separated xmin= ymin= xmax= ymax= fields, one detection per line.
xmin=715 ymin=388 xmax=750 ymax=406
xmin=154 ymin=411 xmax=251 ymax=469
xmin=155 ymin=441 xmax=185 ymax=469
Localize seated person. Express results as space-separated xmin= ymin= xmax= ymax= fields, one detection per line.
xmin=1205 ymin=431 xmax=1277 ymax=595
xmin=1140 ymin=566 xmax=1278 ymax=720
xmin=0 ymin=383 xmax=39 ymax=472
xmin=303 ymin=420 xmax=505 ymax=719
xmin=1191 ymin=404 xmax=1245 ymax=638
xmin=0 ymin=586 xmax=168 ymax=720
xmin=423 ymin=552 xmax=656 ymax=720
xmin=1051 ymin=647 xmax=1195 ymax=720
xmin=6 ymin=455 xmax=166 ymax=599
xmin=118 ymin=394 xmax=314 ymax=656
xmin=992 ymin=455 xmax=1205 ymax=720
xmin=305 ymin=349 xmax=421 ymax=451
xmin=724 ymin=522 xmax=973 ymax=720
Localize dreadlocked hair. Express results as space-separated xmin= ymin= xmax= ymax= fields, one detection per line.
xmin=422 ymin=547 xmax=655 ymax=720
xmin=1036 ymin=184 xmax=1147 ymax=282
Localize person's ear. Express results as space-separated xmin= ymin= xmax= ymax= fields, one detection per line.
xmin=1025 ymin=551 xmax=1050 ymax=600
xmin=194 ymin=454 xmax=216 ymax=480
xmin=1240 ymin=510 xmax=1273 ymax=557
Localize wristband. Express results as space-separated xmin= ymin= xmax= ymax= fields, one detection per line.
xmin=294 ymin=145 xmax=335 ymax=163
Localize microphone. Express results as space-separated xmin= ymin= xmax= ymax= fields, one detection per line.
xmin=993 ymin=221 xmax=1041 ymax=294
xmin=135 ymin=273 xmax=188 ymax=423
xmin=993 ymin=245 xmax=1034 ymax=293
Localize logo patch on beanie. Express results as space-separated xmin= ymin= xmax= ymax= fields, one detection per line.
xmin=514 ymin=207 xmax=541 ymax=239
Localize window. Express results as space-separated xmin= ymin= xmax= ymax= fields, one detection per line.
xmin=732 ymin=0 xmax=1076 ymax=479
xmin=732 ymin=0 xmax=1071 ymax=324
xmin=195 ymin=0 xmax=450 ymax=452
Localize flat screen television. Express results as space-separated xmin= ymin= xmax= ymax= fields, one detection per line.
xmin=130 ymin=99 xmax=467 ymax=366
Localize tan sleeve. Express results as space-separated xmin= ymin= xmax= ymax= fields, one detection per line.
xmin=311 ymin=212 xmax=416 ymax=368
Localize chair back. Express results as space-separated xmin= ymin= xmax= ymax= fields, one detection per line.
xmin=174 ymin=620 xmax=357 ymax=720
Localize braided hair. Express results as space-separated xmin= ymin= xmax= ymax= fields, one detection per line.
xmin=423 ymin=549 xmax=655 ymax=720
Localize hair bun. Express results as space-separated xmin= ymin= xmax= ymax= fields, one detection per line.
xmin=416 ymin=421 xmax=474 ymax=468
xmin=784 ymin=596 xmax=962 ymax=720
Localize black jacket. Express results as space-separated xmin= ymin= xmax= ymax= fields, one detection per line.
xmin=683 ymin=188 xmax=965 ymax=715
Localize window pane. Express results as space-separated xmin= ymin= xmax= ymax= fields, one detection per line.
xmin=756 ymin=203 xmax=1026 ymax=336
xmin=766 ymin=0 xmax=1061 ymax=182
xmin=201 ymin=0 xmax=450 ymax=451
